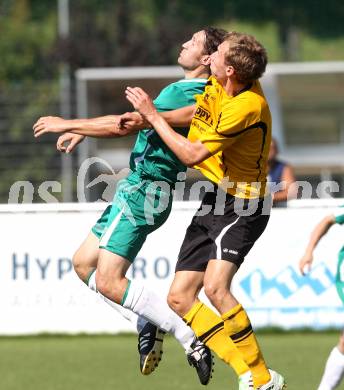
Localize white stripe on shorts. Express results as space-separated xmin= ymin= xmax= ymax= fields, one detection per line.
xmin=99 ymin=207 xmax=124 ymax=248
xmin=215 ymin=215 xmax=240 ymax=259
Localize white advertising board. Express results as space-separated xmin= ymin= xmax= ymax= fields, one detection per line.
xmin=0 ymin=202 xmax=343 ymax=334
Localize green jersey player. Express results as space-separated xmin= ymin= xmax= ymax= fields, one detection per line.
xmin=93 ymin=78 xmax=207 ymax=262
xmin=299 ymin=211 xmax=344 ymax=390
xmin=91 ymin=78 xmax=208 ymax=262
xmin=33 ymin=28 xmax=231 ymax=386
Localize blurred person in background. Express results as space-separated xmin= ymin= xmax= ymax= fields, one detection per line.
xmin=299 ymin=212 xmax=344 ymax=390
xmin=268 ymin=137 xmax=296 ymax=206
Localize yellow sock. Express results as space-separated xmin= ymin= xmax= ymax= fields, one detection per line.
xmin=183 ymin=301 xmax=249 ymax=376
xmin=222 ymin=304 xmax=270 ymax=388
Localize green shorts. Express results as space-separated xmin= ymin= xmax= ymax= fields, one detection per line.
xmin=91 ymin=172 xmax=172 ymax=262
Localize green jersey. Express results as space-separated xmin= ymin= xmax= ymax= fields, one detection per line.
xmin=335 ymin=213 xmax=344 ymax=225
xmin=129 ymin=78 xmax=207 ymax=186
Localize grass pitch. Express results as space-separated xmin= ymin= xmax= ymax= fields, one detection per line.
xmin=0 ymin=332 xmax=341 ymax=390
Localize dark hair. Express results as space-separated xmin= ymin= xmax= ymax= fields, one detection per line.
xmin=224 ymin=31 xmax=268 ymax=84
xmin=203 ymin=27 xmax=228 ymax=55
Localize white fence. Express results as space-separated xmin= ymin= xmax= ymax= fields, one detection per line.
xmin=1 ymin=201 xmax=343 ymax=335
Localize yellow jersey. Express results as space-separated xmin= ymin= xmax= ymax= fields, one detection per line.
xmin=188 ymin=76 xmax=271 ymax=199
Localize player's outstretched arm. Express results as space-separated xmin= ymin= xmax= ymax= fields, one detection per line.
xmin=160 ymin=104 xmax=196 ymax=127
xmin=299 ymin=214 xmax=336 ymax=275
xmin=118 ymin=104 xmax=196 ymax=132
xmin=125 ymin=87 xmax=210 ymax=167
xmin=33 ymin=115 xmax=138 ymax=139
xmin=57 ymin=132 xmax=85 ymax=153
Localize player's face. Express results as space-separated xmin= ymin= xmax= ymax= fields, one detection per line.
xmin=178 ymin=30 xmax=206 ymax=70
xmin=210 ymin=40 xmax=229 ymax=84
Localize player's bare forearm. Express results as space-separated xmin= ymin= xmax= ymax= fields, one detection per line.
xmin=160 ymin=105 xmax=196 ymax=127
xmin=149 ymin=113 xmax=210 ymax=167
xmin=299 ymin=215 xmax=335 ymax=275
xmin=119 ymin=105 xmax=195 ymax=131
xmin=305 ymin=215 xmax=336 ymax=254
xmin=69 ymin=116 xmax=137 ymax=138
xmin=34 ymin=115 xmax=138 ymax=138
xmin=119 ymin=105 xmax=195 ymax=132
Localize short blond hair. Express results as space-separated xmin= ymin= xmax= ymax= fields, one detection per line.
xmin=224 ymin=32 xmax=268 ymax=84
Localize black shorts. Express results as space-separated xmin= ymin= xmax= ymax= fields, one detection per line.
xmin=176 ymin=187 xmax=271 ymax=272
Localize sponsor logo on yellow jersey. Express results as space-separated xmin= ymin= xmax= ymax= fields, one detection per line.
xmin=194 ymin=106 xmax=213 ymax=126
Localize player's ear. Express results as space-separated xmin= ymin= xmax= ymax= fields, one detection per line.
xmin=201 ymin=55 xmax=211 ymax=66
xmin=226 ymin=65 xmax=235 ymax=77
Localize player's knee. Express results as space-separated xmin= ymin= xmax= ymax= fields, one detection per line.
xmin=72 ymin=250 xmax=85 ymax=279
xmin=72 ymin=249 xmax=95 ymax=282
xmin=167 ymin=291 xmax=181 ymax=312
xmin=167 ymin=290 xmax=187 ymax=316
xmin=204 ymin=283 xmax=225 ymax=307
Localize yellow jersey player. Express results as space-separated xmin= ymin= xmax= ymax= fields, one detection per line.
xmin=34 ymin=28 xmax=259 ymax=388
xmin=125 ymin=31 xmax=285 ymax=390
